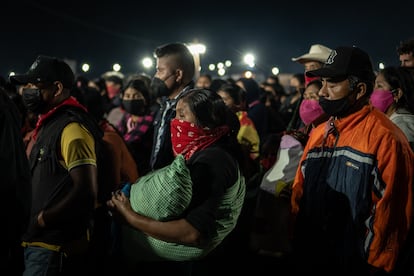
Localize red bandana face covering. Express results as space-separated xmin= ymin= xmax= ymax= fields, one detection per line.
xmin=170 ymin=118 xmax=229 ymax=160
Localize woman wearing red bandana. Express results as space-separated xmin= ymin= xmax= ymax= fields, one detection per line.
xmin=107 ymin=89 xmax=247 ymax=274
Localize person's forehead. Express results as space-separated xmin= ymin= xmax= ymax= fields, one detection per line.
xmin=26 ymin=81 xmax=51 ymax=88
xmin=400 ymin=53 xmax=414 ymax=59
xmin=124 ymin=87 xmax=142 ymax=95
xmin=217 ymin=90 xmax=231 ymax=98
xmin=176 ymin=100 xmax=189 ymax=110
xmin=323 ymin=76 xmax=348 ymax=83
xmin=304 ymin=61 xmax=322 ymax=69
xmin=304 ymin=60 xmax=321 ymax=66
xmin=375 ymin=73 xmax=388 ymax=84
xmin=306 ymin=83 xmax=320 ymax=92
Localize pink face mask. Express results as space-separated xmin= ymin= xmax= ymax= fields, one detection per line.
xmin=299 ymin=99 xmax=325 ymax=125
xmin=370 ymin=89 xmax=394 ymax=113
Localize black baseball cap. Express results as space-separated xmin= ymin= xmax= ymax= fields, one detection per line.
xmin=10 ymin=55 xmax=75 ymax=88
xmin=306 ymin=46 xmax=375 ymax=82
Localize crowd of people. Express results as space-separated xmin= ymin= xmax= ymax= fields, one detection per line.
xmin=4 ymin=38 xmax=414 ymax=275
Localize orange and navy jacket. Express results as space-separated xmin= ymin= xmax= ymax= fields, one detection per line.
xmin=291 ymin=105 xmax=414 ymax=272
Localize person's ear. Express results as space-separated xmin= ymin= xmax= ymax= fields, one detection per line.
xmin=53 ymin=81 xmax=64 ymax=96
xmin=393 ymin=88 xmax=403 ymax=103
xmin=175 ymin=69 xmax=183 ymax=83
xmin=355 ymin=83 xmax=367 ymax=100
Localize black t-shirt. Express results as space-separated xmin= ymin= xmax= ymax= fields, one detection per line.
xmin=184 ymin=146 xmax=239 ymax=240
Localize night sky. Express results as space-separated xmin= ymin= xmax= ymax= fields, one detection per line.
xmin=2 ymin=0 xmax=413 ymax=80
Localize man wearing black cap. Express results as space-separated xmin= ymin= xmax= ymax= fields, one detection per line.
xmin=10 ymin=55 xmax=103 ymax=275
xmin=290 ymin=46 xmax=414 ymax=274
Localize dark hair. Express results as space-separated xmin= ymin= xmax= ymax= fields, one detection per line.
xmin=75 ymin=75 xmax=89 ymax=90
xmin=209 ymin=78 xmax=228 ymax=93
xmin=123 ymin=79 xmax=151 ymax=104
xmin=154 ymin=42 xmax=195 ymax=79
xmin=105 ymin=75 xmax=123 ymax=86
xmin=292 ymin=73 xmax=305 ymax=86
xmin=306 ymin=79 xmax=323 ymax=90
xmin=125 ymin=74 xmax=152 ymax=90
xmin=397 ymin=38 xmax=414 ymax=55
xmin=82 ymin=86 xmax=105 ymax=122
xmin=179 ymin=88 xmax=245 ymax=171
xmin=380 ymin=66 xmax=414 ymax=113
xmin=91 ymin=77 xmax=107 ymax=93
xmin=179 ymin=88 xmax=228 ymax=129
xmin=348 ymin=75 xmax=374 ymax=97
xmin=266 ymin=75 xmax=281 ymax=85
xmin=236 ymin=77 xmax=262 ymax=105
xmin=217 ymin=83 xmax=246 ymax=106
xmin=262 ymin=81 xmax=287 ymax=97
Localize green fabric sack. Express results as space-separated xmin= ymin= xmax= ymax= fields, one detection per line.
xmin=129 ymin=154 xmax=192 ymax=221
xmin=121 ymin=156 xmax=246 ymax=261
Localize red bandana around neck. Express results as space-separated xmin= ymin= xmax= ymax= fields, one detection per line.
xmin=170 ymin=118 xmax=229 ymax=160
xmin=32 ymin=96 xmax=88 ymax=140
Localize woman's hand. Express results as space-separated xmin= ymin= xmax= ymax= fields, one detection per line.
xmin=37 ymin=210 xmax=46 ymax=227
xmin=107 ymin=191 xmax=133 ymax=223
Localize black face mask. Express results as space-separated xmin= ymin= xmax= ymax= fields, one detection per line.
xmin=150 ymin=77 xmax=171 ymax=98
xmin=22 ymin=88 xmax=46 ymax=114
xmin=319 ymin=91 xmax=356 ymax=117
xmin=122 ymin=99 xmax=146 ymax=116
xmin=287 ymin=86 xmax=297 ymax=95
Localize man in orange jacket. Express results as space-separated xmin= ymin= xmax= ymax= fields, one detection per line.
xmin=291 ymin=46 xmax=414 ymax=275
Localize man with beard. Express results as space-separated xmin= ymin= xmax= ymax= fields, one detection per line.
xmin=290 ymin=46 xmax=414 ymax=275
xmin=149 ymin=42 xmax=195 ymax=170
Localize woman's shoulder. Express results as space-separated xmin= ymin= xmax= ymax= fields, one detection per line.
xmin=188 ymin=146 xmax=236 ymax=166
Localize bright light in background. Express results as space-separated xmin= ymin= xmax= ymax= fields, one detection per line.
xmin=271 ymin=66 xmax=280 ymax=75
xmin=218 ymin=68 xmax=226 ymax=76
xmin=9 ymin=72 xmax=15 ymax=77
xmin=217 ymin=62 xmax=224 ymax=69
xmin=378 ymin=62 xmax=385 ymax=70
xmin=81 ymin=63 xmax=90 ymax=73
xmin=187 ymin=43 xmax=206 ymax=55
xmin=243 ymin=53 xmax=255 ymax=68
xmin=224 ymin=60 xmax=232 ymax=67
xmin=244 ymin=70 xmax=253 ymax=78
xmin=208 ymin=64 xmax=216 ymax=71
xmin=142 ymin=57 xmax=153 ymax=69
xmin=187 ymin=43 xmax=206 ymax=78
xmin=112 ymin=63 xmax=121 ymax=72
